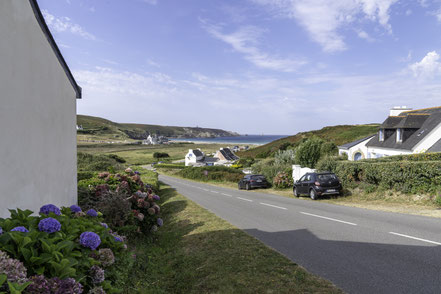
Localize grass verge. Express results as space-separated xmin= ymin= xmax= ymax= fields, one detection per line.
xmin=124 ymin=183 xmax=341 ymax=293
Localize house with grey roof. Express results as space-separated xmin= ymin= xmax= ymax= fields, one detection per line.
xmin=0 ymin=0 xmax=81 ymax=217
xmin=338 ymin=106 xmax=441 ymax=161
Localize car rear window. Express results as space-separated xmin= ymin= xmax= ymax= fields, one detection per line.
xmin=317 ymin=174 xmax=337 ymax=181
xmin=251 ymin=175 xmax=266 ymax=180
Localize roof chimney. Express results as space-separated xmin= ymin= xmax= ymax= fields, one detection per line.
xmin=389 ymin=106 xmax=412 ymax=117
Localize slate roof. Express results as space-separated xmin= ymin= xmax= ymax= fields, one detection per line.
xmin=380 ymin=116 xmax=405 ymax=128
xmin=218 ymin=148 xmax=239 ymax=161
xmin=395 ymin=114 xmax=429 ymax=129
xmin=428 ymin=138 xmax=441 ymax=152
xmin=29 ymin=0 xmax=82 ymax=98
xmin=192 ymin=149 xmax=203 ymax=157
xmin=366 ymin=111 xmax=441 ymax=151
xmin=338 ymin=135 xmax=375 ymax=150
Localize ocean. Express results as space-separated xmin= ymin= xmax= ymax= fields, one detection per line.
xmin=169 ymin=134 xmax=288 ymax=145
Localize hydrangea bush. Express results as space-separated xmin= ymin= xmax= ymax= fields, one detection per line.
xmin=0 ymin=205 xmax=127 ymax=293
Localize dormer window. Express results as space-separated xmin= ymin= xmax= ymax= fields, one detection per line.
xmin=379 ymin=129 xmax=384 ymax=142
xmin=397 ymin=128 xmax=403 ymax=143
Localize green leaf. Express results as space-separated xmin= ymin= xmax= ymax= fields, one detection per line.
xmin=0 ymin=274 xmax=7 ymax=286
xmin=35 ymin=267 xmax=45 ymax=275
xmin=40 ymin=239 xmax=52 ymax=253
xmin=8 ymin=281 xmax=31 ymax=293
xmin=22 ymin=236 xmax=32 ymax=247
xmin=21 ymin=248 xmax=31 ymax=262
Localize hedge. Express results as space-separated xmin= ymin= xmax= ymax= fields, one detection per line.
xmin=359 ymin=152 xmax=441 ymax=163
xmin=331 ymin=161 xmax=441 ymax=194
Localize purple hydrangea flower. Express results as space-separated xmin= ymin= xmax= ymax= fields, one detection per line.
xmin=86 ymin=209 xmax=98 ymax=217
xmin=39 ymin=204 xmax=61 ymax=216
xmin=11 ymin=226 xmax=28 ymax=233
xmin=114 ymin=236 xmax=122 ymax=242
xmin=153 ymin=194 xmax=160 ymax=201
xmin=79 ymin=232 xmax=101 ymax=250
xmin=98 ymin=248 xmax=115 ymax=267
xmin=134 ymin=171 xmax=140 ymax=175
xmin=70 ymin=205 xmax=82 ymax=213
xmin=157 ymin=218 xmax=163 ymax=227
xmin=38 ymin=217 xmax=61 ymax=233
xmin=0 ymin=227 xmax=3 ymax=235
xmin=100 ymin=223 xmax=108 ymax=229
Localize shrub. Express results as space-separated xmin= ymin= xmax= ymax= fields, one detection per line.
xmin=0 ymin=207 xmax=127 ymax=293
xmin=153 ymin=152 xmax=170 ymax=159
xmin=316 ymin=156 xmax=338 ymax=173
xmin=177 ymin=166 xmax=243 ymax=183
xmin=274 ymin=149 xmax=296 ymax=165
xmin=77 ymin=152 xmax=124 ymax=172
xmin=77 ymin=171 xmax=94 ymax=181
xmin=273 ymin=172 xmax=293 ymax=189
xmin=295 ymin=137 xmax=324 ymax=168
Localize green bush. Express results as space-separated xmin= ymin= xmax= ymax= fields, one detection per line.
xmin=177 ymin=166 xmax=244 ymax=183
xmin=153 ymin=152 xmax=170 ymax=159
xmin=77 ymin=152 xmax=124 ymax=172
xmin=155 ymin=163 xmax=186 ymax=169
xmin=77 ymin=171 xmax=95 ymax=181
xmin=295 ymin=137 xmax=324 ymax=168
xmin=333 ymin=160 xmax=441 ymax=195
xmin=0 ymin=207 xmax=126 ymax=293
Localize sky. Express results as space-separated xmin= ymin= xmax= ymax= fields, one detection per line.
xmin=39 ymin=0 xmax=441 ymax=135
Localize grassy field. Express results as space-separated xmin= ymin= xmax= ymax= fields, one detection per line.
xmin=237 ymin=124 xmax=379 ymax=158
xmin=77 ymin=142 xmax=230 ymax=165
xmin=124 ymin=184 xmax=342 ymax=293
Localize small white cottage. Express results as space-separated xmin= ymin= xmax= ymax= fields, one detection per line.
xmin=339 ymin=106 xmax=441 ymax=161
xmin=0 ymin=0 xmax=81 ymax=217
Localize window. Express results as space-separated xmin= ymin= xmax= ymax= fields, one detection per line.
xmin=397 ymin=128 xmax=403 ymax=143
xmin=379 ymin=129 xmax=384 ymax=142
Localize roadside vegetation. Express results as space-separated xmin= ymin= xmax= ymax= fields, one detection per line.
xmin=125 ymin=184 xmax=342 ymax=293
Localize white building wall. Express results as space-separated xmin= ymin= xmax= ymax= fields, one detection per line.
xmin=366 ymin=147 xmax=412 ymax=158
xmin=413 ymin=122 xmax=441 ymax=153
xmin=0 ymin=0 xmax=77 ymax=217
xmin=292 ymin=165 xmax=316 ymax=182
xmin=339 ymin=137 xmax=374 ymax=161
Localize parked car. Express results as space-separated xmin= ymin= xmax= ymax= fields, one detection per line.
xmin=293 ymin=172 xmax=342 ymax=200
xmin=238 ymin=174 xmax=269 ymax=190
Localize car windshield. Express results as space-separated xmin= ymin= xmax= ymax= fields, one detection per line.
xmin=317 ymin=174 xmax=337 ymax=181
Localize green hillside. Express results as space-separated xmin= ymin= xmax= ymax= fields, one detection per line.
xmin=76 ymin=115 xmax=238 ymax=141
xmin=237 ymin=124 xmax=380 ymax=158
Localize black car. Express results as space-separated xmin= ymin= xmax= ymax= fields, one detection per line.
xmin=238 ymin=174 xmax=269 ymax=190
xmin=293 ymin=172 xmax=342 ymax=200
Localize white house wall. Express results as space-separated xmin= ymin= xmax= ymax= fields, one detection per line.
xmin=366 ymin=147 xmax=412 ymax=158
xmin=0 ymin=0 xmax=77 ymax=217
xmin=413 ymin=122 xmax=441 ymax=153
xmin=338 ymin=137 xmax=373 ymax=161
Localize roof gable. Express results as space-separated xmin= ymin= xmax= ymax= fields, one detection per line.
xmin=29 ymin=0 xmax=81 ymax=98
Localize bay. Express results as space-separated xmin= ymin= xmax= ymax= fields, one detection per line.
xmin=169 ymin=134 xmax=288 ymax=145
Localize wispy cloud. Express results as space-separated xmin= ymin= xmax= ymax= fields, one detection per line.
xmin=140 ymin=0 xmax=158 ymax=5
xmin=42 ymin=9 xmax=96 ymax=40
xmin=201 ymin=20 xmax=306 ymax=72
xmin=252 ymin=0 xmax=397 ymax=52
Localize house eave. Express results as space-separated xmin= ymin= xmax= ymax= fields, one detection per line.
xmin=29 ymin=0 xmax=82 ymax=99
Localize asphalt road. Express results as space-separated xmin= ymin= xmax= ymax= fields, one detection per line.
xmin=159 ymin=174 xmax=441 ymax=294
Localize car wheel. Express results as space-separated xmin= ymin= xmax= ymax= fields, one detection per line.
xmin=293 ymin=187 xmax=299 ymax=197
xmin=246 ymin=183 xmax=250 ymax=190
xmin=309 ymin=189 xmax=317 ymax=200
xmin=238 ymin=183 xmax=242 ymax=190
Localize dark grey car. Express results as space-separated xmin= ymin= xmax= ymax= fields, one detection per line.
xmin=293 ymin=172 xmax=342 ymax=200
xmin=238 ymin=175 xmax=269 ymax=190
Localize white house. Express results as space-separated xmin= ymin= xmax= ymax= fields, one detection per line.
xmin=185 ymin=149 xmax=206 ymax=166
xmin=0 ymin=0 xmax=81 ymax=217
xmin=339 ymin=106 xmax=441 ymax=161
xmin=143 ymin=134 xmax=169 ymax=145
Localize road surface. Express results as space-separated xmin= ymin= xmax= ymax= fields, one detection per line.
xmin=160 ymin=174 xmax=441 ymax=294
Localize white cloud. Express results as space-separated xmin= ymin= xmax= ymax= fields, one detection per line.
xmin=201 ymin=20 xmax=306 ymax=72
xmin=252 ymin=0 xmax=397 ymax=52
xmin=409 ymin=51 xmax=441 ymax=79
xmin=357 ymin=30 xmax=374 ymax=42
xmin=147 ymin=59 xmax=161 ymax=68
xmin=141 ymin=0 xmax=158 ymax=5
xmin=42 ymin=10 xmax=96 ymax=40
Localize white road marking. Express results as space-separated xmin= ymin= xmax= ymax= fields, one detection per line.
xmin=202 ymin=188 xmax=209 ymax=192
xmin=300 ymin=212 xmax=357 ymax=226
xmin=211 ymin=191 xmax=219 ymax=194
xmin=260 ymin=202 xmax=287 ymax=210
xmin=237 ymin=197 xmax=253 ymax=202
xmin=389 ymin=232 xmax=441 ymax=246
xmin=221 ymin=193 xmax=233 ymax=197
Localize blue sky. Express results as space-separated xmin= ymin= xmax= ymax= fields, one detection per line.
xmin=39 ymin=0 xmax=441 ymax=135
